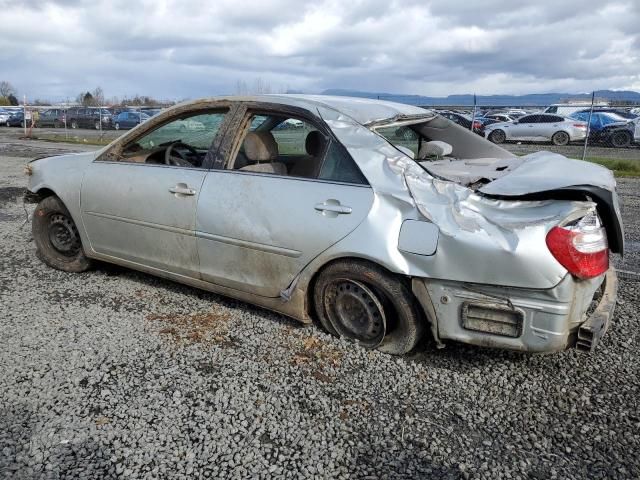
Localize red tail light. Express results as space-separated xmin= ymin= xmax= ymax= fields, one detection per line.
xmin=545 ymin=212 xmax=608 ymax=279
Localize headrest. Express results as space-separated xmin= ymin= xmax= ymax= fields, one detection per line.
xmin=305 ymin=130 xmax=326 ymax=156
xmin=418 ymin=140 xmax=453 ymax=158
xmin=243 ymin=131 xmax=278 ymax=162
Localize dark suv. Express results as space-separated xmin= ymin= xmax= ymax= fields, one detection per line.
xmin=39 ymin=108 xmax=67 ymax=128
xmin=65 ymin=107 xmax=112 ymax=129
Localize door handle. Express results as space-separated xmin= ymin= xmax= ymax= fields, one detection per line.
xmin=169 ymin=184 xmax=197 ymax=196
xmin=314 ymin=201 xmax=352 ymax=215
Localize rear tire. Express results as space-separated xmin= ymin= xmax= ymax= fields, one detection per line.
xmin=32 ymin=195 xmax=92 ymax=273
xmin=94 ymin=120 xmax=101 ymax=130
xmin=551 ymin=131 xmax=570 ymax=146
xmin=53 ymin=120 xmax=62 ymax=128
xmin=71 ymin=120 xmax=78 ymax=129
xmin=489 ymin=129 xmax=506 ymax=144
xmin=114 ymin=123 xmax=120 ymax=130
xmin=610 ymin=130 xmax=631 ymax=148
xmin=313 ymin=260 xmax=424 ymax=355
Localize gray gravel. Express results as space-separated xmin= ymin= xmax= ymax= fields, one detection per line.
xmin=1 ymin=149 xmax=639 ymax=479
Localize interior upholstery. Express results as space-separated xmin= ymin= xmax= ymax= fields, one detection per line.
xmin=239 ymin=131 xmax=287 ymax=174
xmin=305 ymin=130 xmax=326 ymax=157
xmin=240 ymin=162 xmax=287 ymax=175
xmin=243 ymin=131 xmax=278 ymax=161
xmin=418 ymin=140 xmax=453 ymax=159
xmin=289 ymin=130 xmax=327 ymax=178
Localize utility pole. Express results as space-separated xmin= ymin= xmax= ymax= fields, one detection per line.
xmin=582 ymin=91 xmax=595 ymax=161
xmin=470 ymin=94 xmax=477 ymax=131
xmin=23 ymin=95 xmax=27 ymax=136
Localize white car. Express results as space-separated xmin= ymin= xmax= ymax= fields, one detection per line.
xmin=485 ymin=113 xmax=587 ymax=146
xmin=0 ymin=109 xmax=11 ymax=123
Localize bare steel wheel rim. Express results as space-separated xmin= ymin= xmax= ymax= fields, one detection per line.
xmin=47 ymin=213 xmax=81 ymax=256
xmin=324 ymin=279 xmax=386 ymax=347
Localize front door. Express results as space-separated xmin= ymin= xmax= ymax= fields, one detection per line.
xmin=81 ymin=109 xmax=230 ymax=277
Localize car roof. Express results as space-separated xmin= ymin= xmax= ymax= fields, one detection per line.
xmin=175 ymin=94 xmax=431 ymax=126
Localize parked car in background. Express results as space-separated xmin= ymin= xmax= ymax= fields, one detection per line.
xmin=141 ymin=108 xmax=162 ymax=117
xmin=0 ymin=109 xmax=11 ymax=124
xmin=438 ymin=111 xmax=485 ymax=135
xmin=570 ymin=111 xmax=638 ymax=147
xmin=39 ymin=108 xmax=67 ymax=128
xmin=66 ymin=107 xmax=112 ymax=129
xmin=23 ymin=95 xmax=623 ymax=355
xmin=113 ymin=111 xmax=150 ymax=130
xmin=483 ymin=113 xmax=517 ymax=123
xmin=573 ymin=108 xmax=638 ymax=120
xmin=485 ymin=113 xmax=587 ymax=145
xmin=543 ymin=103 xmax=609 ymax=116
xmin=5 ymin=111 xmax=33 ymax=128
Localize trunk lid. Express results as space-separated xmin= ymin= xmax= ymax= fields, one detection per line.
xmin=422 ymin=151 xmax=624 ymax=253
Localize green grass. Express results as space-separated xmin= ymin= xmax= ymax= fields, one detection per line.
xmin=34 ymin=134 xmax=112 ymax=146
xmin=582 ymin=157 xmax=640 ymax=177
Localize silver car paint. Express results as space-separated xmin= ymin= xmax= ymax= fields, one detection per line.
xmin=484 ymin=115 xmax=587 ymax=142
xmin=81 ymin=161 xmax=207 ymax=278
xmin=195 ymin=170 xmax=374 ymax=297
xmin=26 ymin=95 xmax=621 ymax=352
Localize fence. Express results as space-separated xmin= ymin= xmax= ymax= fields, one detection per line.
xmin=11 ymin=96 xmax=640 ymax=169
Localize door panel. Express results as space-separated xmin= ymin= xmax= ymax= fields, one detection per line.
xmin=196 ymin=171 xmax=374 ymax=297
xmin=81 ymin=162 xmax=206 ymax=277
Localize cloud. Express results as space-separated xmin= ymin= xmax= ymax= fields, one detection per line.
xmin=0 ymin=0 xmax=638 ymax=101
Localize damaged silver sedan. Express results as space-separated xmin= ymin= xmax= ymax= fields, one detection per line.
xmin=25 ymin=95 xmax=623 ymax=354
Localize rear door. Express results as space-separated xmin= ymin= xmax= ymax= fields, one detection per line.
xmin=511 ymin=114 xmax=540 ymax=139
xmin=81 ymin=108 xmax=231 ymax=277
xmin=196 ymin=106 xmax=374 ymax=297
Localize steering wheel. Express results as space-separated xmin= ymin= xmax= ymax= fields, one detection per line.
xmin=164 ymin=142 xmax=199 ymax=167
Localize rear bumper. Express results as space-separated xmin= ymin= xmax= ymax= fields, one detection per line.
xmin=412 ymin=268 xmax=617 ymax=353
xmin=575 ymin=269 xmax=618 ymax=352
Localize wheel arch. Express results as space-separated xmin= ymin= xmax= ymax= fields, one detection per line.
xmin=552 ymin=130 xmax=571 ymax=144
xmin=304 ymin=255 xmax=414 ymax=320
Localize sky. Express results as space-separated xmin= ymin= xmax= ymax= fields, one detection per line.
xmin=0 ymin=0 xmax=639 ymax=102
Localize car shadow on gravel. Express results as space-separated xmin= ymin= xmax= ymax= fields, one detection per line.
xmin=92 ymin=262 xmax=305 ymax=330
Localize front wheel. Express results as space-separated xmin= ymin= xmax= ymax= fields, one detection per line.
xmin=94 ymin=120 xmax=101 ymax=130
xmin=114 ymin=123 xmax=120 ymax=130
xmin=313 ymin=260 xmax=424 ymax=355
xmin=71 ymin=120 xmax=78 ymax=129
xmin=32 ymin=195 xmax=92 ymax=273
xmin=488 ymin=129 xmax=506 ymax=144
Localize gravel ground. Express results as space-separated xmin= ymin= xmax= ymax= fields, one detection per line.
xmin=1 ymin=147 xmax=639 ymax=479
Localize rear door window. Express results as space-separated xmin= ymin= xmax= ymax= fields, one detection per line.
xmin=230 ymin=112 xmax=368 ymax=184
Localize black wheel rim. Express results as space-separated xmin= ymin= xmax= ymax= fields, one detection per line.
xmin=493 ymin=131 xmax=505 ymax=142
xmin=613 ymin=133 xmax=628 ymax=147
xmin=47 ymin=214 xmax=81 ymax=256
xmin=556 ymin=132 xmax=568 ymax=145
xmin=324 ymin=279 xmax=386 ymax=347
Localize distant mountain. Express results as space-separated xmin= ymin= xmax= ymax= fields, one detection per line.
xmin=320 ymin=89 xmax=640 ymax=107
